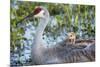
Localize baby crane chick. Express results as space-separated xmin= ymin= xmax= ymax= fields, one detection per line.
xmin=68 ymin=32 xmax=76 ymax=45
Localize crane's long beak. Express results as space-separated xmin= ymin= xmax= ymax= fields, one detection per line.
xmin=24 ymin=12 xmax=34 ymax=19
xmin=18 ymin=12 xmax=34 ymax=23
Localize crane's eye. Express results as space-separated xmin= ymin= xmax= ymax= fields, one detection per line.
xmin=43 ymin=12 xmax=45 ymax=15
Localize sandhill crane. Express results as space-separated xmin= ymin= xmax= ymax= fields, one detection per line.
xmin=19 ymin=6 xmax=95 ymax=65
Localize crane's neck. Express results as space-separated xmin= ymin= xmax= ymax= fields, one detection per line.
xmin=34 ymin=16 xmax=49 ymax=47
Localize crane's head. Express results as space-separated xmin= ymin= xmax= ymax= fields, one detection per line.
xmin=19 ymin=6 xmax=49 ymax=23
xmin=29 ymin=6 xmax=49 ymax=18
xmin=33 ymin=6 xmax=47 ymax=18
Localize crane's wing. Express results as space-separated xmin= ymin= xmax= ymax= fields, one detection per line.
xmin=52 ymin=39 xmax=95 ymax=63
